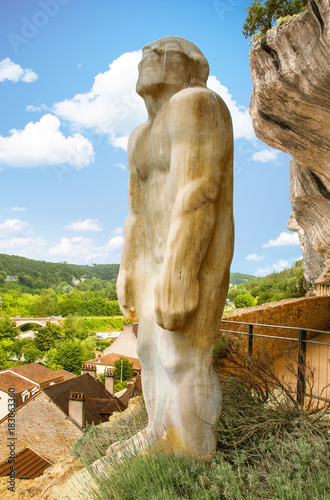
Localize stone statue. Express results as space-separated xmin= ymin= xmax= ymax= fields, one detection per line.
xmin=116 ymin=36 xmax=234 ymax=460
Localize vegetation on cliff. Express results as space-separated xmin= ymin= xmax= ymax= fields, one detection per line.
xmin=72 ymin=380 xmax=330 ymax=499
xmin=243 ymin=0 xmax=308 ymax=39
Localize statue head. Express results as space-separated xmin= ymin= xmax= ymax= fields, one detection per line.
xmin=136 ymin=36 xmax=209 ymax=99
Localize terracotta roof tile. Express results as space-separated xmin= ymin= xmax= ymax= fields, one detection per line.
xmin=43 ymin=373 xmax=121 ymax=426
xmin=0 ymin=448 xmax=53 ymax=479
xmin=0 ymin=371 xmax=36 ymax=394
xmin=8 ymin=363 xmax=63 ymax=386
xmin=87 ymin=353 xmax=141 ymax=371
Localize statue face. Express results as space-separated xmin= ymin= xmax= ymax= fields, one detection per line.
xmin=136 ymin=38 xmax=191 ymax=97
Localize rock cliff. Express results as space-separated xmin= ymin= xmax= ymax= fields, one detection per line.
xmin=249 ymin=0 xmax=330 ymax=284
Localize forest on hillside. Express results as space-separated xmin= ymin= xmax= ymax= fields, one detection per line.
xmin=228 ymin=260 xmax=305 ymax=308
xmin=0 ymin=253 xmax=119 ymax=292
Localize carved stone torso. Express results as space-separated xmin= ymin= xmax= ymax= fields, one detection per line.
xmin=127 ymin=108 xmax=174 ymax=266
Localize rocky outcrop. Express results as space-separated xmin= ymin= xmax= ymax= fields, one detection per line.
xmin=249 ymin=0 xmax=330 ymax=284
xmin=287 ymin=212 xmax=325 ymax=284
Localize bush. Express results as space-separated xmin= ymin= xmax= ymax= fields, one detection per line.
xmin=233 ymin=293 xmax=256 ymax=308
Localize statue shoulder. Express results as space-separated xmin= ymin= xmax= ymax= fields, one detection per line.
xmin=167 ymin=87 xmax=232 ymax=134
xmin=171 ymin=86 xmax=228 ymax=109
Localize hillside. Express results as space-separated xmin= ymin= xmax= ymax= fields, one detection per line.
xmin=0 ymin=254 xmax=256 ymax=293
xmin=229 ymin=273 xmax=255 ymax=286
xmin=228 ymin=260 xmax=305 ymax=306
xmin=0 ymin=254 xmax=119 ymax=292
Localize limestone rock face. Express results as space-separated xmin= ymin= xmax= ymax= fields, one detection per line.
xmin=249 ymin=0 xmax=330 ymax=282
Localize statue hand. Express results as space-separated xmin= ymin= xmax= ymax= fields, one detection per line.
xmin=154 ymin=270 xmax=199 ymax=331
xmin=117 ymin=270 xmax=135 ymax=316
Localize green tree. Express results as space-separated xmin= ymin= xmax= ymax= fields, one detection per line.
xmin=0 ymin=318 xmax=17 ymax=340
xmin=23 ymin=344 xmax=43 ymax=363
xmin=114 ymin=356 xmax=134 ymax=383
xmin=0 ymin=347 xmax=7 ymax=369
xmin=243 ymin=0 xmax=308 ymax=39
xmin=228 ymin=287 xmax=249 ymax=302
xmin=34 ymin=322 xmax=64 ymax=351
xmin=233 ymin=294 xmax=256 ymax=309
xmin=56 ymin=340 xmax=85 ymax=375
xmin=63 ymin=314 xmax=84 ymax=339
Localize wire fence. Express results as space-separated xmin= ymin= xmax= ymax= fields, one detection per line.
xmin=219 ymin=320 xmax=330 ymax=405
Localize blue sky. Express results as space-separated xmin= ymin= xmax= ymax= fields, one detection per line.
xmin=0 ymin=0 xmax=302 ymax=276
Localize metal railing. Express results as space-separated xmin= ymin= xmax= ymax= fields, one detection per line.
xmin=219 ymin=320 xmax=330 ymax=405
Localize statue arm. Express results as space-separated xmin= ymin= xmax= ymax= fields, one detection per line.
xmin=155 ymin=89 xmax=233 ymax=331
xmin=117 ymin=162 xmax=145 ymax=318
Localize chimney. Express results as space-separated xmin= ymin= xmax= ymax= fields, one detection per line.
xmin=98 ymin=354 xmax=101 ymax=363
xmin=105 ymin=367 xmax=115 ymax=396
xmin=80 ymin=364 xmax=96 ymax=378
xmin=69 ymin=392 xmax=85 ymax=428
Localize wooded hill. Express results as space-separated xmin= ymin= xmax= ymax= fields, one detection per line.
xmin=0 ymin=253 xmax=119 ymax=292
xmin=0 ymin=253 xmax=254 ymax=293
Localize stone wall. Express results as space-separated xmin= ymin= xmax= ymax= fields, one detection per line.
xmin=0 ymin=392 xmax=82 ymax=464
xmin=220 ymin=296 xmax=330 ymax=360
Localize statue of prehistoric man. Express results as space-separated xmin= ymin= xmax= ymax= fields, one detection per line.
xmin=117 ymin=36 xmax=234 ymax=460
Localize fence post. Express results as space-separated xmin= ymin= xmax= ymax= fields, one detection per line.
xmin=297 ymin=329 xmax=307 ymax=405
xmin=248 ymin=324 xmax=253 ymax=357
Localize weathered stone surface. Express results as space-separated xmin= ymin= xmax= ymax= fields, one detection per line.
xmin=287 ymin=212 xmax=325 ymax=284
xmin=116 ymin=36 xmax=234 ymax=460
xmin=249 ymin=0 xmax=330 ymax=281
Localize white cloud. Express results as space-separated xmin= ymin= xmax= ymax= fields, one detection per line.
xmin=246 ymin=253 xmax=264 ymax=261
xmin=0 ymin=237 xmax=46 ymax=257
xmin=0 ymin=219 xmax=28 ymax=236
xmin=114 ymin=163 xmax=127 ymax=171
xmin=263 ymin=232 xmax=300 ymax=248
xmin=10 ymin=206 xmax=26 ymax=212
xmin=255 ymin=259 xmax=289 ymax=277
xmin=53 ymin=50 xmax=256 ymax=150
xmin=65 ymin=219 xmax=102 ymax=232
xmin=207 ymin=75 xmax=255 ymax=140
xmin=0 ymin=114 xmax=94 ymax=169
xmin=114 ymin=227 xmax=123 ymax=235
xmin=47 ymin=235 xmax=123 ymax=263
xmin=0 ymin=58 xmax=38 ymax=83
xmin=252 ymin=148 xmax=279 ymax=163
xmin=53 ymin=51 xmax=146 ymax=151
xmin=26 ymin=104 xmax=47 ymax=113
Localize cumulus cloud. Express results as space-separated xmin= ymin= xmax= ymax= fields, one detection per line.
xmin=246 ymin=253 xmax=264 ymax=262
xmin=263 ymin=232 xmax=300 ymax=248
xmin=114 ymin=227 xmax=123 ymax=235
xmin=52 ymin=50 xmax=256 ymax=150
xmin=65 ymin=219 xmax=103 ymax=232
xmin=207 ymin=75 xmax=255 ymax=140
xmin=53 ymin=51 xmax=145 ymax=150
xmin=0 ymin=237 xmax=47 ymax=257
xmin=252 ymin=148 xmax=279 ymax=163
xmin=0 ymin=219 xmax=28 ymax=236
xmin=0 ymin=58 xmax=38 ymax=83
xmin=47 ymin=235 xmax=123 ymax=263
xmin=0 ymin=114 xmax=94 ymax=169
xmin=255 ymin=259 xmax=289 ymax=277
xmin=10 ymin=206 xmax=26 ymax=212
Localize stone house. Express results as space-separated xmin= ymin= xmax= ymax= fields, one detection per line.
xmin=0 ymin=363 xmax=75 ymax=420
xmin=0 ymin=373 xmax=124 ymax=464
xmin=85 ymin=323 xmax=141 ymax=376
